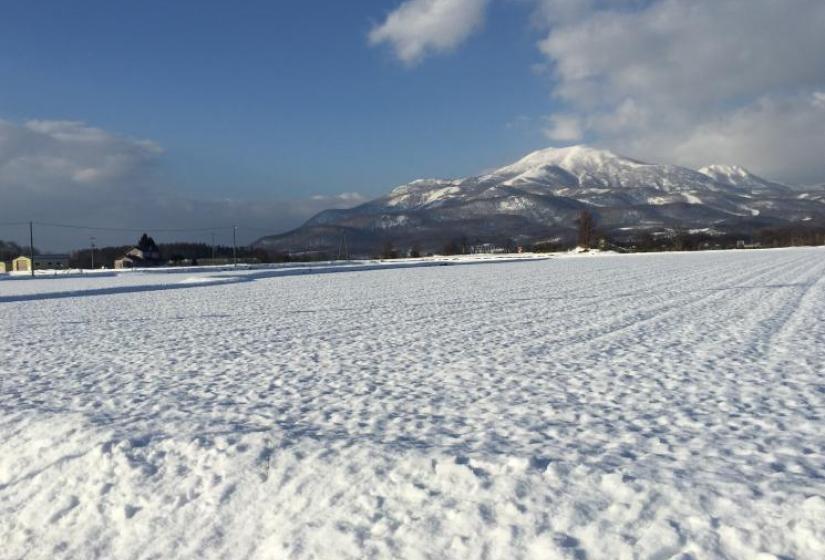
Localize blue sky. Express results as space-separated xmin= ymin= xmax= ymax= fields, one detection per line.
xmin=0 ymin=0 xmax=551 ymax=198
xmin=1 ymin=0 xmax=824 ymax=250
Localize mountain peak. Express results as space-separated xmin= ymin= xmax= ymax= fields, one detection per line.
xmin=517 ymin=144 xmax=626 ymax=165
xmin=495 ymin=144 xmax=646 ymax=177
xmin=529 ymin=144 xmax=618 ymax=158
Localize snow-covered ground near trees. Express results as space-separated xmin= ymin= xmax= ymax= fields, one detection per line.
xmin=1 ymin=248 xmax=824 ymax=559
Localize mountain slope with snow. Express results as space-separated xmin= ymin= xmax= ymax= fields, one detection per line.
xmin=257 ymin=146 xmax=825 ymax=255
xmin=698 ymin=164 xmax=792 ymax=196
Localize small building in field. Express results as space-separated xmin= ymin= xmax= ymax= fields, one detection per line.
xmin=470 ymin=243 xmax=505 ymax=254
xmin=114 ymin=233 xmax=164 ymax=269
xmin=0 ymin=261 xmax=7 ymax=273
xmin=114 ymin=247 xmax=164 ymax=269
xmin=12 ymin=255 xmax=70 ymax=271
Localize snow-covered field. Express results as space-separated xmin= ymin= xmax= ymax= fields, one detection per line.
xmin=1 ymin=248 xmax=824 ymax=559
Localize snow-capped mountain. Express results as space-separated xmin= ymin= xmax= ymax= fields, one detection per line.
xmin=256 ymin=145 xmax=825 ymax=255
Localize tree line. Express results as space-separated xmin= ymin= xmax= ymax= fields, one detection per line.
xmin=3 ymin=213 xmax=824 ymax=268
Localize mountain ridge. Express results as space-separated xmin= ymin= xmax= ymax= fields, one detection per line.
xmin=256 ymin=145 xmax=825 ymax=256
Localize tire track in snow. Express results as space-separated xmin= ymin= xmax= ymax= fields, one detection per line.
xmin=666 ymin=250 xmax=825 ymax=372
xmin=520 ymin=252 xmax=806 ymax=359
xmin=284 ymin=252 xmax=771 ymax=365
xmin=760 ymin=255 xmax=825 ymax=365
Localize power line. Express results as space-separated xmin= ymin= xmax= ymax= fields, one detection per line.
xmin=235 ymin=225 xmax=281 ymax=233
xmin=26 ymin=221 xmax=280 ymax=234
xmin=32 ymin=221 xmax=238 ymax=233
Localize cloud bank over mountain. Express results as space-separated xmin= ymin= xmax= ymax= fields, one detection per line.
xmin=372 ymin=0 xmax=825 ymax=184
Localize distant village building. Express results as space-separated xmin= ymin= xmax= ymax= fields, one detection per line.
xmin=12 ymin=255 xmax=70 ymax=271
xmin=0 ymin=261 xmax=8 ymax=273
xmin=470 ymin=243 xmax=505 ymax=254
xmin=114 ymin=247 xmax=163 ymax=269
xmin=114 ymin=233 xmax=164 ymax=269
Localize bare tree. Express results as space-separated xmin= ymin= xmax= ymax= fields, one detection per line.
xmin=577 ymin=210 xmax=595 ymax=250
xmin=381 ymin=240 xmax=398 ymax=259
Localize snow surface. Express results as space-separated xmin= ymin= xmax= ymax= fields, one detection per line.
xmin=2 ymin=248 xmax=825 ymax=559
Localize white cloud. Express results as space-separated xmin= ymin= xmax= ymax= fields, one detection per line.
xmin=534 ymin=0 xmax=825 ymax=183
xmin=543 ymin=114 xmax=582 ymax=142
xmin=369 ymin=0 xmax=489 ymax=64
xmin=539 ymin=0 xmax=825 ymax=109
xmin=311 ymin=192 xmax=366 ymax=203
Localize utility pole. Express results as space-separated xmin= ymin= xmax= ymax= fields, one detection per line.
xmin=211 ymin=232 xmax=216 ymax=260
xmin=29 ymin=221 xmax=35 ymax=278
xmin=339 ymin=234 xmax=348 ymax=261
xmin=232 ymin=225 xmax=238 ymax=268
xmin=90 ymin=236 xmax=96 ymax=270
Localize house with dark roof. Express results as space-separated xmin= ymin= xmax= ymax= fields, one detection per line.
xmin=114 ymin=234 xmax=164 ymax=269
